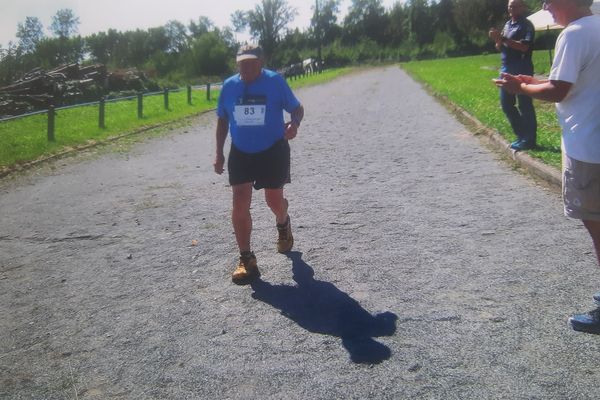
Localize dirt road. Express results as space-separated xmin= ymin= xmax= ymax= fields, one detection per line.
xmin=2 ymin=66 xmax=600 ymax=399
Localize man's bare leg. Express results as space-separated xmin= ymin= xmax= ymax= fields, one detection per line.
xmin=583 ymin=219 xmax=600 ymax=266
xmin=265 ymin=188 xmax=293 ymax=253
xmin=230 ymin=183 xmax=259 ymax=284
xmin=231 ymin=183 xmax=253 ymax=252
xmin=265 ymin=188 xmax=288 ymax=225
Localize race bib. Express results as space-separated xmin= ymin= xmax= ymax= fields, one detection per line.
xmin=234 ymin=95 xmax=266 ymax=126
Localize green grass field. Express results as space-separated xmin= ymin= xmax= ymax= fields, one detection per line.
xmin=401 ymin=50 xmax=562 ymax=168
xmin=0 ymin=88 xmax=218 ymax=169
xmin=0 ymin=68 xmax=353 ymax=170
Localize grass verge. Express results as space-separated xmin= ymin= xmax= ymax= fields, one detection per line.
xmin=0 ymin=89 xmax=217 ymax=170
xmin=401 ymin=50 xmax=562 ymax=168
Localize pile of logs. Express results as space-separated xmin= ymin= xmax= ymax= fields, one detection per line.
xmin=0 ymin=64 xmax=157 ymax=118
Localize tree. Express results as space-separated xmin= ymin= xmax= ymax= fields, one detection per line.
xmin=386 ymin=2 xmax=408 ymax=46
xmin=35 ymin=36 xmax=85 ymax=67
xmin=343 ymin=0 xmax=388 ymax=45
xmin=189 ymin=17 xmax=214 ymax=39
xmin=0 ymin=42 xmax=22 ymax=86
xmin=145 ymin=26 xmax=170 ymax=54
xmin=164 ymin=20 xmax=189 ymax=53
xmin=185 ymin=32 xmax=232 ymax=76
xmin=276 ymin=28 xmax=310 ymax=66
xmin=406 ymin=0 xmax=434 ymax=47
xmin=86 ymin=29 xmax=121 ymax=65
xmin=216 ymin=27 xmax=238 ymax=50
xmin=16 ymin=17 xmax=45 ymax=54
xmin=232 ymin=0 xmax=298 ymax=64
xmin=231 ymin=10 xmax=248 ymax=34
xmin=50 ymin=9 xmax=80 ymax=39
xmin=432 ymin=0 xmax=457 ymax=35
xmin=452 ymin=0 xmax=506 ymax=37
xmin=311 ymin=0 xmax=341 ymax=62
xmin=125 ymin=29 xmax=152 ymax=67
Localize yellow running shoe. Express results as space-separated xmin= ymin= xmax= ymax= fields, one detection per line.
xmin=277 ymin=216 xmax=294 ymax=253
xmin=232 ymin=252 xmax=260 ymax=285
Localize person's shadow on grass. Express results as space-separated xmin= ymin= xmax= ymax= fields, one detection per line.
xmin=250 ymin=251 xmax=397 ymax=364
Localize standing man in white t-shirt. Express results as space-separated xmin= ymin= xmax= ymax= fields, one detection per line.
xmin=494 ymin=0 xmax=600 ymax=333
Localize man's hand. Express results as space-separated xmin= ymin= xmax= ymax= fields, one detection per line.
xmin=488 ymin=28 xmax=501 ymax=42
xmin=493 ymin=73 xmax=525 ymax=95
xmin=284 ymin=122 xmax=298 ymax=140
xmin=213 ymin=154 xmax=225 ymax=175
xmin=515 ymin=74 xmax=539 ymax=85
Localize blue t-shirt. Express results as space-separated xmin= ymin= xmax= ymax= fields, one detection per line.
xmin=217 ymin=69 xmax=301 ymax=153
xmin=501 ymin=16 xmax=535 ymax=74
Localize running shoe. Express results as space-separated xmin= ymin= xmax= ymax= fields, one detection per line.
xmin=569 ymin=307 xmax=600 ymax=334
xmin=277 ymin=216 xmax=294 ymax=253
xmin=592 ymin=291 xmax=600 ymax=306
xmin=511 ymin=140 xmax=535 ymax=151
xmin=232 ymin=252 xmax=260 ymax=285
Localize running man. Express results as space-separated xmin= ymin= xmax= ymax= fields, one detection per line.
xmin=213 ymin=44 xmax=304 ymax=285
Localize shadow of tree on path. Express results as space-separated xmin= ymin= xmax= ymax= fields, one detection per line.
xmin=250 ymin=251 xmax=398 ymax=364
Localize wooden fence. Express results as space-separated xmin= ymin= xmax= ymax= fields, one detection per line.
xmin=0 ymin=83 xmax=218 ymax=142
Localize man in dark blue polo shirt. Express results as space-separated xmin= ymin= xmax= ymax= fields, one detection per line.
xmin=489 ymin=0 xmax=537 ymax=151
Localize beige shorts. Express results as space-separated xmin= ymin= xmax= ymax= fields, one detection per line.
xmin=563 ymin=154 xmax=600 ymax=221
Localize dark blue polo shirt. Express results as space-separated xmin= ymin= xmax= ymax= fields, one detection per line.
xmin=501 ymin=16 xmax=535 ymax=75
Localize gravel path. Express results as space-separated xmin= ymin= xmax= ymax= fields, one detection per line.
xmin=2 ymin=66 xmax=600 ymax=399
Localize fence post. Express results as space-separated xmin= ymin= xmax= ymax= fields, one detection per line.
xmin=206 ymin=83 xmax=211 ymax=101
xmin=47 ymin=106 xmax=55 ymax=141
xmin=187 ymin=85 xmax=192 ymax=105
xmin=164 ymin=88 xmax=169 ymax=110
xmin=137 ymin=92 xmax=143 ymax=119
xmin=99 ymin=96 xmax=105 ymax=129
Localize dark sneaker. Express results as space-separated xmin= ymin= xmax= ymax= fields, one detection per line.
xmin=593 ymin=292 xmax=600 ymax=306
xmin=509 ymin=139 xmax=521 ymax=149
xmin=277 ymin=216 xmax=294 ymax=253
xmin=511 ymin=140 xmax=535 ymax=151
xmin=569 ymin=308 xmax=600 ymax=334
xmin=232 ymin=252 xmax=260 ymax=285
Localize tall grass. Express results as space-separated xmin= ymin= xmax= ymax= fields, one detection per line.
xmin=401 ymin=50 xmax=562 ymax=168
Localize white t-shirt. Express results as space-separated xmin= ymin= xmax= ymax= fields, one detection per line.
xmin=549 ymin=15 xmax=600 ymax=163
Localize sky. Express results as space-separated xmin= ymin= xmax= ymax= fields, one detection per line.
xmin=0 ymin=0 xmax=400 ymax=49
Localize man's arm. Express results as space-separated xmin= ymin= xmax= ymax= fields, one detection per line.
xmin=290 ymin=105 xmax=304 ymax=127
xmin=488 ymin=28 xmax=503 ymax=51
xmin=517 ymin=80 xmax=571 ymax=102
xmin=495 ymin=74 xmax=572 ymax=103
xmin=214 ymin=116 xmax=228 ymax=174
xmin=488 ymin=27 xmax=531 ymax=53
xmin=502 ymin=37 xmax=531 ymax=53
xmin=284 ymin=104 xmax=304 ymax=140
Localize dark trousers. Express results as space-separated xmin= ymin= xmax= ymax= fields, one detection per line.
xmin=500 ymin=88 xmax=537 ymax=144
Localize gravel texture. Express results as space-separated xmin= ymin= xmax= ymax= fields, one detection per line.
xmin=2 ymin=66 xmax=600 ymax=399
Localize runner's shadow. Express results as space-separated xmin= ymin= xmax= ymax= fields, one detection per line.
xmin=250 ymin=251 xmax=397 ymax=364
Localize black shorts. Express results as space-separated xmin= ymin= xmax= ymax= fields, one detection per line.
xmin=228 ymin=139 xmax=291 ymax=190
